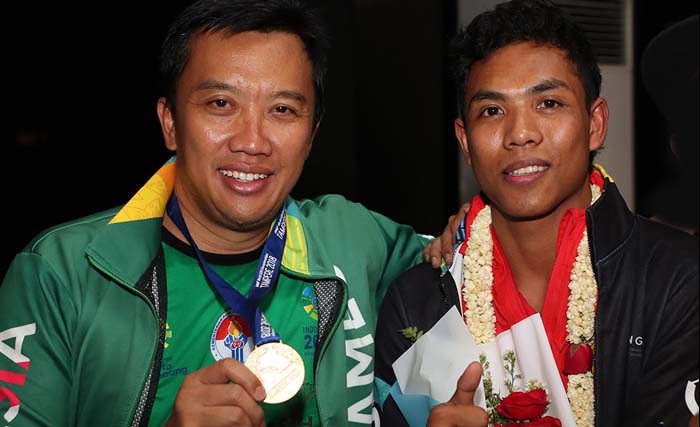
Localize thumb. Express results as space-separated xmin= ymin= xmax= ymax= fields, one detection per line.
xmin=448 ymin=361 xmax=482 ymax=406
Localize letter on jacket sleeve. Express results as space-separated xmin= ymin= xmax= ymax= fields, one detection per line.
xmin=0 ymin=253 xmax=74 ymax=426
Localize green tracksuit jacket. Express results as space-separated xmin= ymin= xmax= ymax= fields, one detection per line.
xmin=0 ymin=159 xmax=427 ymax=426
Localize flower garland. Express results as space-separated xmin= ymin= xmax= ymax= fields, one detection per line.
xmin=462 ymin=204 xmax=496 ymax=344
xmin=462 ymin=184 xmax=601 ymax=427
xmin=564 ymin=183 xmax=599 ymax=427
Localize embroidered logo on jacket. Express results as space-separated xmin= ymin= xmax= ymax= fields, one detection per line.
xmin=301 ymin=286 xmax=318 ymax=321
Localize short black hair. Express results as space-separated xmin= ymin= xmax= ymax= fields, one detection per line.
xmin=159 ymin=0 xmax=329 ymax=125
xmin=450 ymin=0 xmax=601 ymax=122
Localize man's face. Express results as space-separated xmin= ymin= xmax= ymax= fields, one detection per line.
xmin=455 ymin=42 xmax=607 ymax=222
xmin=158 ymin=31 xmax=317 ymax=235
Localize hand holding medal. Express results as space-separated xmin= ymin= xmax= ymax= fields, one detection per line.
xmin=167 ymin=194 xmax=305 ymax=405
xmin=165 ymin=358 xmax=267 ymax=427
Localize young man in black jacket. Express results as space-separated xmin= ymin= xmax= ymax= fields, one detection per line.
xmin=374 ymin=1 xmax=699 ymax=426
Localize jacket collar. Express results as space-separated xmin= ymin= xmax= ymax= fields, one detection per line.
xmin=86 ymin=158 xmax=313 ymax=288
xmin=586 ymin=164 xmax=636 ymax=271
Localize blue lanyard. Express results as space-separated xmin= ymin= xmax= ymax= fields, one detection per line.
xmin=166 ymin=193 xmax=285 ymax=346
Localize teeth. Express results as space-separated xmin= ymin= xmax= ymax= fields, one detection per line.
xmin=219 ymin=169 xmax=268 ymax=182
xmin=509 ymin=165 xmax=548 ymax=176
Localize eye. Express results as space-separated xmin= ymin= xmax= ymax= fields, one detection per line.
xmin=272 ymin=105 xmax=299 ymax=117
xmin=206 ymin=99 xmax=231 ymax=109
xmin=204 ymin=98 xmax=237 ymax=115
xmin=538 ymin=99 xmax=561 ymax=109
xmin=481 ymin=106 xmax=503 ymax=117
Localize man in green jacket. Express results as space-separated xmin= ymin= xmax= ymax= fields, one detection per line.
xmin=0 ymin=1 xmax=431 ymax=425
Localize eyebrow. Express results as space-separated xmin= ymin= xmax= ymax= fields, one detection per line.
xmin=194 ymin=80 xmax=241 ymax=94
xmin=469 ymin=90 xmax=505 ymax=104
xmin=271 ymin=90 xmax=308 ymax=105
xmin=526 ymin=78 xmax=570 ymax=96
xmin=468 ymin=78 xmax=571 ymax=106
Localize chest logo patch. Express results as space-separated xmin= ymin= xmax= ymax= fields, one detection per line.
xmin=210 ymin=311 xmax=254 ymax=363
xmin=302 ymin=286 xmax=318 ymax=321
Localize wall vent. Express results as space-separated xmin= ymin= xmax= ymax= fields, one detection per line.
xmin=554 ymin=0 xmax=625 ymax=64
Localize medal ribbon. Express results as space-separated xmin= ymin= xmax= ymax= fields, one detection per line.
xmin=166 ymin=193 xmax=285 ymax=346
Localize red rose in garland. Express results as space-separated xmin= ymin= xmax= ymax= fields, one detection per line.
xmin=496 ymin=389 xmax=548 ymax=420
xmin=563 ymin=343 xmax=593 ymax=375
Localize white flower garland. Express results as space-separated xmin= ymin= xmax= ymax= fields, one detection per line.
xmin=462 ymin=184 xmax=601 ymax=427
xmin=564 ymin=182 xmax=600 ymax=427
xmin=463 ymin=204 xmax=496 ymax=344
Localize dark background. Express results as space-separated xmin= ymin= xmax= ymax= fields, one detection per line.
xmin=634 ymin=2 xmax=699 ymax=232
xmin=2 ymin=1 xmax=697 ymax=276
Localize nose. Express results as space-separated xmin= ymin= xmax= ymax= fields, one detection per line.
xmin=228 ymin=109 xmax=273 ymax=156
xmin=504 ymin=108 xmax=543 ymax=148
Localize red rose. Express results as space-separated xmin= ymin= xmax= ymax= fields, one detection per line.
xmin=528 ymin=416 xmax=563 ymax=427
xmin=564 ymin=343 xmax=593 ymax=375
xmin=496 ymin=389 xmax=548 ymax=420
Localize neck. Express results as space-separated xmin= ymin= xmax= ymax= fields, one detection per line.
xmin=492 ymin=211 xmax=561 ymax=279
xmin=163 ymin=210 xmax=270 ymax=255
xmin=489 ymin=186 xmax=593 ymax=312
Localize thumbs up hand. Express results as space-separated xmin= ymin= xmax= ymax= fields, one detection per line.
xmin=427 ymin=361 xmax=489 ymax=427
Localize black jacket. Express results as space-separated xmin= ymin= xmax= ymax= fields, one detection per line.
xmin=375 ymin=181 xmax=698 ymax=427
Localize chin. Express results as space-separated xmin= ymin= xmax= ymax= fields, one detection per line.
xmin=225 ymin=216 xmax=268 ymax=232
xmin=226 ymin=209 xmax=279 ymax=232
xmin=506 ymin=210 xmax=552 ymax=222
xmin=495 ymin=199 xmax=555 ymax=222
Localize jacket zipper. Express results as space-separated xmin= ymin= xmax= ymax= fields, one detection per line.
xmin=313 ymin=279 xmax=349 ymax=427
xmin=88 ymin=257 xmax=162 ymax=427
xmin=586 ymin=212 xmax=601 ymax=426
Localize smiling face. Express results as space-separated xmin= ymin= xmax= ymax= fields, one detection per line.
xmin=455 ymin=42 xmax=608 ymax=222
xmin=158 ymin=30 xmax=317 ymax=246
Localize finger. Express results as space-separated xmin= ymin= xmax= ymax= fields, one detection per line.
xmin=192 ymin=405 xmax=260 ymax=427
xmin=441 ymin=226 xmax=454 ymax=267
xmin=167 ymin=379 xmax=265 ymax=427
xmin=444 ymin=203 xmax=471 ymax=266
xmin=197 ymin=359 xmax=266 ymax=401
xmin=199 ymin=383 xmax=265 ymax=424
xmin=423 ymin=240 xmax=433 ymax=262
xmin=211 ymin=385 xmax=266 ymax=427
xmin=449 ymin=361 xmax=482 ymax=406
xmin=427 ymin=236 xmax=444 ymax=268
xmin=453 ymin=203 xmax=470 ymax=234
xmin=427 ymin=403 xmax=488 ymax=427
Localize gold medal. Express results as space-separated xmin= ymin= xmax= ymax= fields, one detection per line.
xmin=244 ymin=342 xmax=305 ymax=404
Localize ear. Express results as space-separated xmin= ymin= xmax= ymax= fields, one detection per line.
xmin=157 ymin=97 xmax=177 ymax=152
xmin=454 ymin=118 xmax=472 ymax=166
xmin=588 ymin=97 xmax=608 ymax=152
